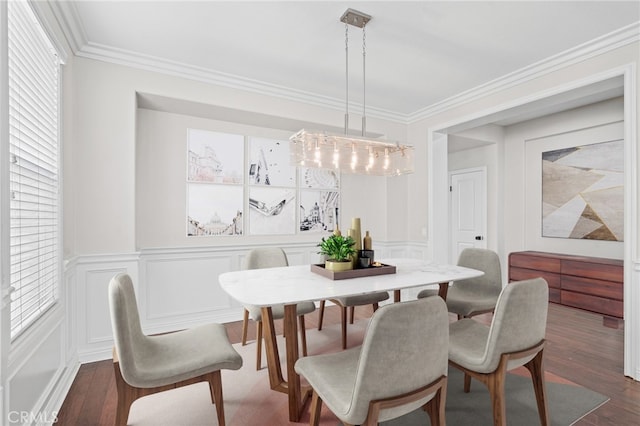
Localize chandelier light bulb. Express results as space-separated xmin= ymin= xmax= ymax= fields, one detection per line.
xmin=314 ymin=140 xmax=321 ymax=164
xmin=351 ymin=143 xmax=358 ymax=167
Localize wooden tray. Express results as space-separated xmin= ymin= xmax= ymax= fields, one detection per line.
xmin=310 ymin=263 xmax=396 ymax=280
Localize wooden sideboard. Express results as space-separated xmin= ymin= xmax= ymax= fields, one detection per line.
xmin=508 ymin=251 xmax=623 ymax=328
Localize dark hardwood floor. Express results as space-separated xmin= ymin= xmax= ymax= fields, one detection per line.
xmin=56 ymin=303 xmax=640 ymax=425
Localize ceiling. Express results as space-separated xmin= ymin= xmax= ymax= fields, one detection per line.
xmin=53 ymin=1 xmax=639 ymax=120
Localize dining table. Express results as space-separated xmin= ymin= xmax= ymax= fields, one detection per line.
xmin=218 ymin=257 xmax=484 ymax=422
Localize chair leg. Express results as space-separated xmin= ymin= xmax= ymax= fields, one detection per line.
xmin=256 ymin=320 xmax=263 ymax=370
xmin=486 ymin=370 xmax=507 ymax=426
xmin=113 ymin=363 xmax=134 ymax=426
xmin=113 ymin=358 xmax=173 ymax=426
xmin=299 ymin=315 xmax=308 ymax=357
xmin=349 ymin=306 xmax=355 ymax=324
xmin=241 ymin=309 xmax=250 ymax=346
xmin=340 ymin=305 xmax=348 ymax=349
xmin=463 ymin=372 xmax=472 ymax=392
xmin=309 ymin=390 xmax=323 ymax=426
xmin=318 ymin=300 xmax=325 ymax=330
xmin=424 ymin=380 xmax=447 ymax=426
xmin=207 ymin=370 xmax=226 ymax=426
xmin=524 ymin=350 xmax=549 ymax=426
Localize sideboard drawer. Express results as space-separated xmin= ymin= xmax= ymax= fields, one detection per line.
xmin=562 ymin=260 xmax=623 ymax=282
xmin=509 ymin=267 xmax=561 ymax=289
xmin=561 ymin=275 xmax=623 ymax=301
xmin=561 ymin=290 xmax=623 ymax=318
xmin=509 ymin=252 xmax=561 ymax=273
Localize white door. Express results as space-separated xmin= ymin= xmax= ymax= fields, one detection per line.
xmin=450 ymin=168 xmax=487 ymax=262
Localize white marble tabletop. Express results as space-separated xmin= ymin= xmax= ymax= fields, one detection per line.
xmin=219 ymin=257 xmax=483 ymax=306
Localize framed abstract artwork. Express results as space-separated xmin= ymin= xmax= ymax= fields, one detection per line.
xmin=299 ymin=189 xmax=340 ymax=234
xmin=542 ymin=139 xmax=623 ymax=241
xmin=300 ymin=167 xmax=340 ymax=189
xmin=187 ymin=183 xmax=243 ymax=236
xmin=187 ymin=129 xmax=243 ymax=184
xmin=248 ymin=137 xmax=296 ymax=187
xmin=248 ymin=186 xmax=296 ymax=235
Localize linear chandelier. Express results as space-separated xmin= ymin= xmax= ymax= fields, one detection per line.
xmin=290 ymin=9 xmax=414 ymax=177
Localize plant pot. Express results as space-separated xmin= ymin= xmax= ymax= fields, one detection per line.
xmin=325 ymin=259 xmax=353 ymax=272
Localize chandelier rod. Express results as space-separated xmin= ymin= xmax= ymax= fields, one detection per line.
xmin=362 ymin=24 xmax=366 ymax=137
xmin=344 ymin=21 xmax=349 ymax=136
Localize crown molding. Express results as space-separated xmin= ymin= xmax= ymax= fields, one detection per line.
xmin=407 ymin=21 xmax=640 ymax=123
xmin=51 ymin=2 xmax=638 ymax=127
xmin=74 ymin=41 xmax=408 ymax=124
xmin=47 ymin=0 xmax=87 ymax=54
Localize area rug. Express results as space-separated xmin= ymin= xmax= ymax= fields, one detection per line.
xmin=126 ymin=320 xmax=608 ymax=425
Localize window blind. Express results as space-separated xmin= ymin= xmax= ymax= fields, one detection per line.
xmin=7 ymin=0 xmax=61 ymax=339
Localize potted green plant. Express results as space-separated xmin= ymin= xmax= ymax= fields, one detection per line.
xmin=317 ymin=234 xmax=357 ymax=272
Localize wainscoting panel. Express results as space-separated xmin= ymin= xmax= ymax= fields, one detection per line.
xmin=75 ymin=255 xmax=139 ymax=362
xmin=7 ymin=320 xmax=64 ymax=422
xmin=141 ymin=253 xmax=237 ymax=323
xmin=72 ymin=241 xmax=429 ymax=362
xmin=85 ymin=268 xmax=130 ymax=345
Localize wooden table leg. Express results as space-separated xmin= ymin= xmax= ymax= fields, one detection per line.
xmin=261 ymin=305 xmax=311 ymax=422
xmin=283 ymin=304 xmax=302 ymax=421
xmin=438 ymin=282 xmax=449 ymax=301
xmin=261 ymin=307 xmax=285 ymax=390
xmin=394 ymin=289 xmax=401 ymax=302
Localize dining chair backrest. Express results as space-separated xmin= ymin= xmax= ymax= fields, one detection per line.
xmin=349 ymin=296 xmax=449 ymax=422
xmin=108 ymin=273 xmax=148 ymax=385
xmin=245 ymin=247 xmax=288 ymax=269
xmin=454 ymin=248 xmax=502 ymax=296
xmin=484 ymin=278 xmax=549 ymax=372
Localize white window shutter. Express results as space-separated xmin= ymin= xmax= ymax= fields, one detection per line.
xmin=7 ymin=0 xmax=61 ymax=338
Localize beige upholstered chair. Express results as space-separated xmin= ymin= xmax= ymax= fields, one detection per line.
xmin=296 ymin=297 xmax=449 ymax=426
xmin=241 ymin=247 xmax=316 ymax=369
xmin=108 ymin=273 xmax=242 ymax=426
xmin=448 ymin=278 xmax=549 ymax=426
xmin=418 ymin=247 xmax=502 ymax=318
xmin=317 ymin=291 xmax=390 ymax=349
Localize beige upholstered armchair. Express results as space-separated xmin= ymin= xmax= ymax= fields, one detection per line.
xmin=418 ymin=247 xmax=502 ymax=318
xmin=448 ymin=277 xmax=550 ymax=426
xmin=241 ymin=247 xmax=316 ymax=369
xmin=296 ymin=297 xmax=449 ymax=426
xmin=108 ymin=273 xmax=242 ymax=426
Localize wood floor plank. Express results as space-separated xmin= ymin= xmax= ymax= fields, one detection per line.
xmin=76 ymin=360 xmax=115 ymax=426
xmin=55 ymin=360 xmax=98 ymax=425
xmin=56 ymin=303 xmax=640 ymax=425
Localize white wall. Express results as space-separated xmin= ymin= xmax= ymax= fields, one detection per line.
xmin=69 ymin=57 xmax=407 ymax=256
xmin=67 ymin=56 xmax=411 ymax=363
xmin=504 ymin=97 xmax=624 ymax=259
